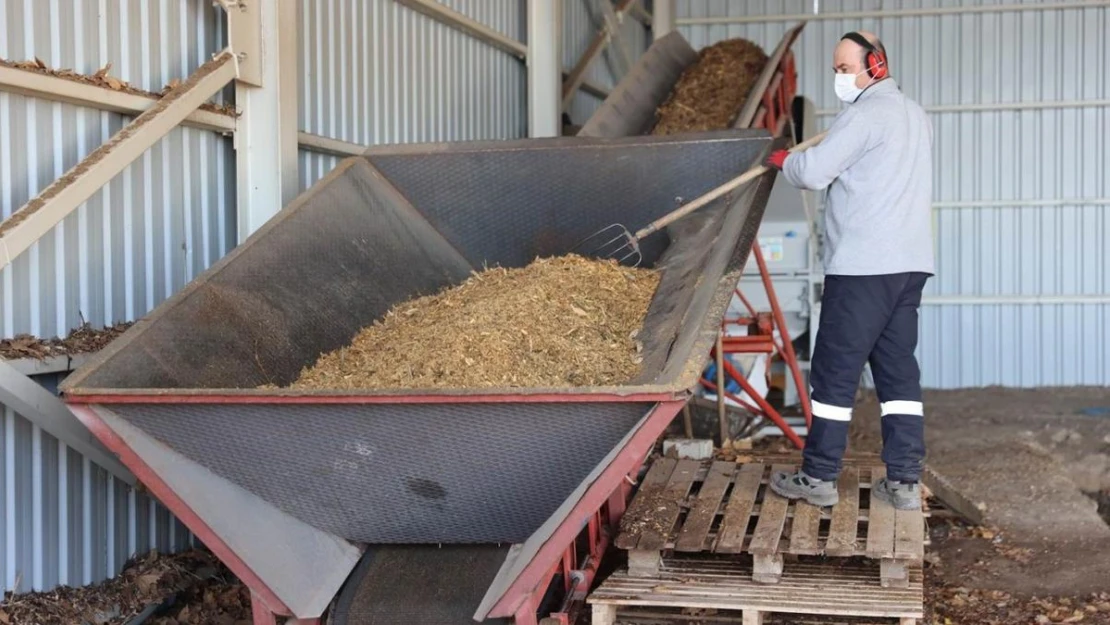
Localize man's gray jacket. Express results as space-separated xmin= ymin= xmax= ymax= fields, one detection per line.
xmin=782 ymin=79 xmax=935 ymax=276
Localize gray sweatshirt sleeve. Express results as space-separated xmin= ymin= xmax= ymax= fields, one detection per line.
xmin=782 ymin=107 xmax=872 ymax=190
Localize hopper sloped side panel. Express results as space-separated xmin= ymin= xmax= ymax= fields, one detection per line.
xmin=66 ymin=159 xmax=472 ymax=391
xmin=577 ymin=31 xmax=699 ymax=138
xmin=108 ymin=401 xmax=653 ymax=543
xmin=366 ymin=133 xmax=768 ymax=271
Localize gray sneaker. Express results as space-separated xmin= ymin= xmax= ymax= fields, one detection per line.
xmin=769 ymin=470 xmax=839 ymax=507
xmin=872 ymin=478 xmax=921 ymax=510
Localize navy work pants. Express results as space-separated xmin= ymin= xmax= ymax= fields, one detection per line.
xmin=803 ymin=272 xmax=930 ymax=483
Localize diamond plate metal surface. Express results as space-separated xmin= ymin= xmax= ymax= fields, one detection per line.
xmin=63 ymin=134 xmax=772 ymax=396
xmin=369 ymin=136 xmax=765 ymax=271
xmin=331 ymin=546 xmax=511 ymax=625
xmin=111 ymin=401 xmax=652 ymax=543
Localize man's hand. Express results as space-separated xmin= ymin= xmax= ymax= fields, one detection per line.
xmin=766 ymin=149 xmax=789 ymax=170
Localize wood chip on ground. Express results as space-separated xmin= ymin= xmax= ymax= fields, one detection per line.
xmin=286 ymin=254 xmax=661 ymax=390
xmin=651 ymin=38 xmax=769 ymax=135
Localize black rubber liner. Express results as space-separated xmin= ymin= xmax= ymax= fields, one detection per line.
xmin=330 ymin=546 xmax=512 ymax=625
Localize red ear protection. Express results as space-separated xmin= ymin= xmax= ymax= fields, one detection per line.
xmin=841 ymin=32 xmax=888 ymax=80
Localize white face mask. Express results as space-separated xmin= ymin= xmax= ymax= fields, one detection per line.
xmin=834 ymin=72 xmax=864 ymax=103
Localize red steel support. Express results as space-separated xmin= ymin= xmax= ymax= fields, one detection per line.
xmin=251 ymin=593 xmax=321 ymax=625
xmin=488 ymin=401 xmax=683 ymax=620
xmin=751 ymin=243 xmax=812 ymax=429
xmin=69 ymin=405 xmax=296 ymax=618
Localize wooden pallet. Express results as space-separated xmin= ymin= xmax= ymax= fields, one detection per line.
xmin=614 ymin=458 xmax=924 ymax=587
xmin=589 ymin=557 xmax=923 ymax=625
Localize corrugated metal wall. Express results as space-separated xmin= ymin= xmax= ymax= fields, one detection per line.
xmin=563 ymin=0 xmax=652 ymax=123
xmin=0 ymin=0 xmax=224 ymax=594
xmin=0 ymin=0 xmax=236 ymax=340
xmin=2 ymin=373 xmax=192 ymax=594
xmin=677 ymin=0 xmax=1110 ymax=388
xmin=297 ymin=0 xmax=651 ymax=189
xmin=297 ymin=0 xmax=529 ymax=190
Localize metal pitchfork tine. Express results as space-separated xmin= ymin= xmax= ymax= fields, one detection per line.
xmin=572 ymin=223 xmax=644 ymax=266
xmin=574 ymin=131 xmax=828 ymax=267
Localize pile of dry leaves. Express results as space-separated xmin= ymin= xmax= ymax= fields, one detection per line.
xmin=928 ymin=584 xmax=1110 ymax=625
xmin=652 ymin=38 xmax=769 ymax=135
xmin=0 ymin=549 xmax=248 ymax=625
xmin=0 ymin=322 xmax=133 ymax=360
xmin=287 ymin=254 xmax=660 ymax=390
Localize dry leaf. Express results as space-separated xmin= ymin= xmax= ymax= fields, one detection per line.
xmin=94 ymin=62 xmax=112 ymax=78
xmin=0 ymin=609 xmax=10 ymax=624
xmin=34 ymin=56 xmax=47 ymax=69
xmin=137 ymin=572 xmax=162 ymax=592
xmin=106 ymin=77 xmax=124 ymax=90
xmin=167 ymin=78 xmax=181 ymax=89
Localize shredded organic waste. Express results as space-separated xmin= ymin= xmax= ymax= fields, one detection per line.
xmin=287 ymin=254 xmax=661 ymax=390
xmin=652 ymin=38 xmax=769 ymax=135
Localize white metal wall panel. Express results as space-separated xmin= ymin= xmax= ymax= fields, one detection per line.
xmin=1 ymin=374 xmax=192 ymax=594
xmin=563 ymin=0 xmax=651 ymax=124
xmin=0 ymin=0 xmax=226 ymax=594
xmin=677 ymin=0 xmax=1110 ymax=388
xmin=297 ymin=0 xmax=528 ymax=191
xmin=0 ymin=0 xmax=236 ymax=340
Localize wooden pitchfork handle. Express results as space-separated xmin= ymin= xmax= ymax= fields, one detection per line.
xmin=633 ymin=131 xmax=829 ymax=240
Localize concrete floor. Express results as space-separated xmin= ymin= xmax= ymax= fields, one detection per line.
xmin=849 ymin=386 xmax=1110 ymax=596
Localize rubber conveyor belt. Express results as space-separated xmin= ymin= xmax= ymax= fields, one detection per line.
xmin=331 ymin=546 xmax=512 ymax=625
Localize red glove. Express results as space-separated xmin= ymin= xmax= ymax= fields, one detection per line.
xmin=766 ymin=150 xmax=789 ymax=170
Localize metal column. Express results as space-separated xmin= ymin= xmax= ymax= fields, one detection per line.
xmin=652 ymin=0 xmax=675 ymax=40
xmin=527 ymin=0 xmax=563 ymax=137
xmin=228 ymin=0 xmax=300 ymax=242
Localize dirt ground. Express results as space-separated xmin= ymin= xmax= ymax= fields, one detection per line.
xmin=850 ymin=386 xmax=1110 ymax=599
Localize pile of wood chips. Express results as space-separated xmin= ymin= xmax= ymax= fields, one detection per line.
xmin=652 ymin=38 xmax=769 ymax=135
xmin=288 ymin=254 xmax=661 ymax=390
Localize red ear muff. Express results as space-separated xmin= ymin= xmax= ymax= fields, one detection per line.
xmin=867 ymin=49 xmax=888 ymax=79
xmin=840 ymin=31 xmax=888 ymax=80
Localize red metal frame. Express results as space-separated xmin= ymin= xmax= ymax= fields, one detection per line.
xmin=515 ymin=483 xmax=629 ymax=625
xmin=64 ymin=391 xmax=679 ymax=405
xmin=703 ymin=243 xmax=811 ymax=450
xmin=250 ymin=593 xmax=321 ymax=625
xmin=486 ymin=400 xmax=686 ymax=623
xmin=68 ymin=403 xmax=303 ymax=622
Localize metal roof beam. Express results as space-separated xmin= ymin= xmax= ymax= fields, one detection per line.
xmin=0 ymin=64 xmax=237 ymax=133
xmin=395 ymin=0 xmax=528 ymax=59
xmin=0 ymin=50 xmax=238 ymax=272
xmin=677 ymin=1 xmax=1110 ymax=25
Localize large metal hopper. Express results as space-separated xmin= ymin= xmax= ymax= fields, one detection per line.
xmin=60 ymin=131 xmax=780 ymax=620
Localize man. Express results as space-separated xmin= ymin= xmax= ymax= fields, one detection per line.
xmin=765 ymin=31 xmax=934 ymax=510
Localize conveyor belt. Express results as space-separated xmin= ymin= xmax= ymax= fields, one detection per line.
xmin=331 ymin=546 xmax=512 ymax=625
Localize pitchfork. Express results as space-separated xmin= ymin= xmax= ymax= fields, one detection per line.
xmin=574 ymin=132 xmax=828 ymax=266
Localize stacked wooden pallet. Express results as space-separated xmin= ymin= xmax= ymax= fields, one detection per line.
xmin=591 ymin=455 xmax=926 ymax=624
